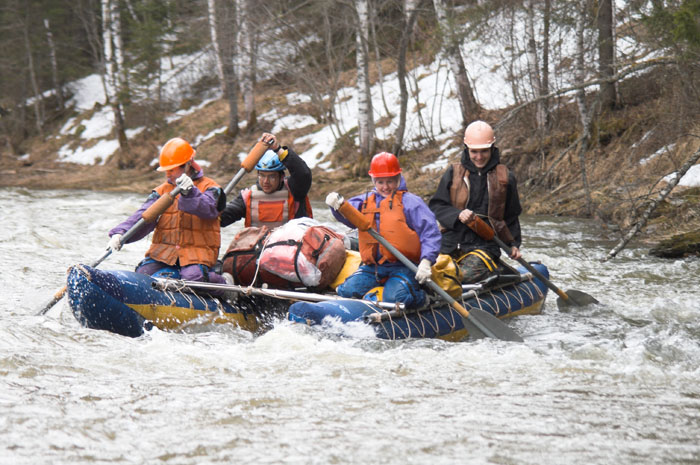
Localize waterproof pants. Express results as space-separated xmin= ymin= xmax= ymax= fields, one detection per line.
xmin=336 ymin=262 xmax=426 ymax=308
xmin=136 ymin=258 xmax=226 ymax=290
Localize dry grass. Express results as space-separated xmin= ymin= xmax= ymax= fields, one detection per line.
xmin=2 ymin=62 xmax=699 ymax=244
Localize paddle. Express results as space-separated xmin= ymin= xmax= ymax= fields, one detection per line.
xmin=335 ymin=201 xmax=524 ymax=342
xmin=465 ymin=215 xmax=599 ymax=309
xmin=36 ymin=139 xmax=271 ymax=316
xmin=152 ymin=278 xmax=407 ymax=311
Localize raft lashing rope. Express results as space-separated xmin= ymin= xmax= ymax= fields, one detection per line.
xmin=152 ymin=270 xmax=545 ymax=340
xmin=363 ymin=274 xmax=546 ymax=340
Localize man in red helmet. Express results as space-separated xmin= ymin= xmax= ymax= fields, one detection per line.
xmin=106 ymin=137 xmax=228 ymax=286
xmin=326 ymin=152 xmax=441 ymax=308
xmin=429 ymin=120 xmax=522 ymax=283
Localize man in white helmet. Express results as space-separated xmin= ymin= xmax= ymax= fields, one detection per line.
xmin=429 ymin=120 xmax=522 ymax=283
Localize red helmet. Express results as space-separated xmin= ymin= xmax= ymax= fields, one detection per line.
xmin=368 ymin=152 xmax=401 ymax=177
xmin=157 ymin=138 xmax=195 ymax=171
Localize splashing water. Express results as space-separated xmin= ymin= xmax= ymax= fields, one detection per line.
xmin=1 ymin=188 xmax=699 ymax=464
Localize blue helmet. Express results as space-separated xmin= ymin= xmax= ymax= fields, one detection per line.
xmin=255 ymin=150 xmax=285 ymax=172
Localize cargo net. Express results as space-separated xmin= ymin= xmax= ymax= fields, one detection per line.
xmin=368 ymin=277 xmax=545 ymax=340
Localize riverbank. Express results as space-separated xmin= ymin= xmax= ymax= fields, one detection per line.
xmin=2 ymin=70 xmax=699 ymax=259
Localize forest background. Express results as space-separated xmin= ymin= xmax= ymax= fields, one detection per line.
xmin=1 ymin=0 xmax=699 ymax=259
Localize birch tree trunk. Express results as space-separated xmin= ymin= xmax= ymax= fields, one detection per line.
xmin=355 ymin=0 xmax=374 ymax=172
xmin=542 ymin=0 xmax=550 ymax=124
xmin=392 ymin=0 xmax=421 ymax=155
xmin=207 ymin=0 xmax=225 ymax=87
xmin=526 ymin=0 xmax=545 ymax=130
xmin=101 ymin=0 xmax=130 ymax=166
xmin=370 ymin=3 xmax=392 ymax=117
xmin=208 ymin=0 xmax=239 ymax=138
xmin=237 ymin=0 xmax=257 ymax=132
xmin=23 ymin=12 xmax=43 ymax=136
xmin=43 ymin=18 xmax=64 ymax=111
xmin=109 ymin=0 xmax=127 ymax=96
xmin=432 ymin=0 xmax=480 ymax=126
xmin=597 ymin=0 xmax=617 ymax=110
xmin=605 ymin=147 xmax=700 ymax=261
xmin=574 ymin=3 xmax=594 ymax=216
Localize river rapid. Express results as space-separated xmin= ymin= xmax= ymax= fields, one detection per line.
xmin=1 ymin=187 xmax=699 ymax=465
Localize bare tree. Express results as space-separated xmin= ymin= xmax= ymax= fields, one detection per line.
xmin=22 ymin=7 xmax=43 ymax=136
xmin=597 ymin=0 xmax=617 ymax=111
xmin=525 ymin=0 xmax=545 ymax=130
xmin=101 ymin=0 xmax=130 ymax=167
xmin=605 ymin=146 xmax=700 ymax=261
xmin=43 ymin=18 xmax=64 ymax=111
xmin=574 ymin=1 xmax=595 ymax=216
xmin=392 ymin=0 xmax=421 ymax=155
xmin=432 ymin=0 xmax=480 ymax=126
xmin=355 ymin=0 xmax=375 ymax=171
xmin=540 ymin=0 xmax=551 ymax=136
xmin=238 ymin=0 xmax=257 ymax=132
xmin=208 ymin=0 xmax=239 ymax=138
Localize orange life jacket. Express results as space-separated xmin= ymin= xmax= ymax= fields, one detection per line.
xmin=449 ymin=163 xmax=515 ymax=244
xmin=358 ymin=191 xmax=421 ymax=265
xmin=242 ymin=181 xmax=312 ymax=228
xmin=146 ymin=177 xmax=221 ymax=268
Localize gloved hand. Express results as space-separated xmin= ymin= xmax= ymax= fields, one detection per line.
xmin=107 ymin=234 xmax=123 ymax=252
xmin=176 ymin=173 xmax=194 ymax=195
xmin=415 ymin=258 xmax=432 ymax=284
xmin=325 ymin=192 xmax=344 ymax=210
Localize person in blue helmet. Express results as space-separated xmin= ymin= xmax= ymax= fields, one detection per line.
xmin=326 ymin=152 xmax=441 ymax=308
xmin=220 ymin=132 xmax=312 ymax=228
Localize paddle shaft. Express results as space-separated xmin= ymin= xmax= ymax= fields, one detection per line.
xmin=367 ymin=287 xmax=490 ymax=323
xmin=35 ymin=186 xmax=184 ymax=316
xmin=37 ymin=140 xmax=271 ymax=317
xmin=335 ymin=201 xmax=523 ymax=342
xmin=153 ymin=279 xmax=406 ymax=311
xmin=224 ymin=140 xmax=272 ymax=196
xmin=467 ymin=216 xmax=586 ymax=305
xmin=366 ymin=228 xmax=503 ymax=337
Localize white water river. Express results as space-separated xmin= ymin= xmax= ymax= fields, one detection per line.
xmin=1 ymin=187 xmax=699 ymax=464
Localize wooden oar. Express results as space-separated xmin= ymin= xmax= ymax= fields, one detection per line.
xmin=152 ymin=278 xmax=407 ymax=311
xmin=36 ymin=140 xmax=271 ymax=316
xmin=335 ymin=201 xmax=524 ymax=342
xmin=465 ymin=215 xmax=599 ymax=310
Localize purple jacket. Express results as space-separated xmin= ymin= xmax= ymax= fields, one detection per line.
xmin=109 ymin=169 xmax=224 ymax=244
xmin=330 ymin=176 xmax=441 ymax=264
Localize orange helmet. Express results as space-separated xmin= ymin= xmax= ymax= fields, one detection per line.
xmin=463 ymin=120 xmax=495 ymax=149
xmin=157 ymin=137 xmax=195 ymax=171
xmin=368 ymin=152 xmax=402 ymax=177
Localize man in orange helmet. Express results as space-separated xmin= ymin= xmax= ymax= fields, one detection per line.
xmin=106 ymin=137 xmax=228 ymax=286
xmin=429 ymin=120 xmax=522 ymax=283
xmin=326 ymin=152 xmax=441 ymax=308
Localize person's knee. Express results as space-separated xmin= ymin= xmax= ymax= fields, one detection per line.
xmin=459 ymin=254 xmax=493 ymax=284
xmin=136 ymin=258 xmax=166 ymax=276
xmin=180 ymin=264 xmax=207 ymax=282
xmin=337 ymin=271 xmax=377 ymax=298
xmin=383 ymin=275 xmax=426 ymax=308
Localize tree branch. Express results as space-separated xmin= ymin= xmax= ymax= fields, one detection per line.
xmin=604 ymin=145 xmax=700 ymax=261
xmin=495 ymin=57 xmax=675 ymax=131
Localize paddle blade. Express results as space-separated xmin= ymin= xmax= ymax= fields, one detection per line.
xmin=462 ymin=319 xmax=487 ymax=340
xmin=463 ymin=307 xmax=524 ymax=342
xmin=556 ymin=289 xmax=599 ymax=310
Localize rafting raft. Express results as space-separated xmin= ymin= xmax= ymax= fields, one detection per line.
xmin=66 ymin=261 xmax=549 ymax=340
